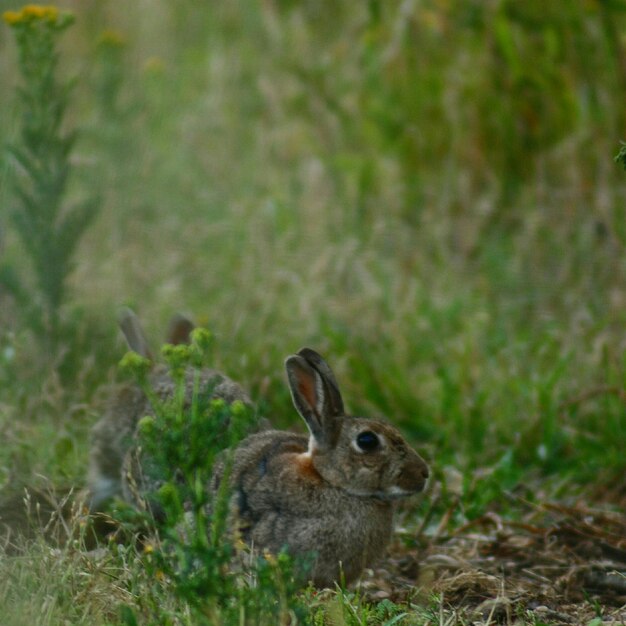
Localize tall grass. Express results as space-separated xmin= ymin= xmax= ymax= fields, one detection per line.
xmin=2 ymin=6 xmax=99 ymax=355
xmin=0 ymin=0 xmax=623 ymax=503
xmin=0 ymin=0 xmax=625 ymax=623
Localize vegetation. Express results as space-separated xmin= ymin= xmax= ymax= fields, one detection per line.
xmin=2 ymin=5 xmax=99 ymax=357
xmin=0 ymin=1 xmax=625 ymax=624
xmin=110 ymin=335 xmax=309 ymax=625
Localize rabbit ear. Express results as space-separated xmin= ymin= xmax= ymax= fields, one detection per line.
xmin=118 ymin=308 xmax=154 ymax=360
xmin=296 ymin=348 xmax=345 ymax=417
xmin=285 ymin=351 xmax=344 ymax=450
xmin=166 ymin=313 xmax=195 ymax=345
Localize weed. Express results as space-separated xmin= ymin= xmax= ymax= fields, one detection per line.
xmin=113 ymin=331 xmax=310 ymax=625
xmin=2 ymin=5 xmax=99 ymax=356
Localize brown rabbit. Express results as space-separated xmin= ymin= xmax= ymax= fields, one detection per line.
xmin=88 ymin=309 xmax=250 ymax=510
xmin=211 ymin=348 xmax=429 ymax=588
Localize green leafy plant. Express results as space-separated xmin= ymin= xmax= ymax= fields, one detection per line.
xmin=117 ymin=330 xmax=311 ymax=625
xmin=2 ymin=5 xmax=99 ymax=350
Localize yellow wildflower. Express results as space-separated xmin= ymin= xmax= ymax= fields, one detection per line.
xmin=5 ymin=5 xmax=54 ymax=23
xmin=97 ymin=29 xmax=126 ymax=48
xmin=3 ymin=5 xmax=73 ymax=27
xmin=3 ymin=11 xmax=21 ymax=24
xmin=143 ymin=56 xmax=166 ymax=74
xmin=23 ymin=4 xmax=57 ymax=19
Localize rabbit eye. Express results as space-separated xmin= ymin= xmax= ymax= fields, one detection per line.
xmin=356 ymin=431 xmax=380 ymax=452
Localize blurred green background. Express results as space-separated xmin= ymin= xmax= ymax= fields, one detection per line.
xmin=1 ymin=0 xmax=626 ymax=491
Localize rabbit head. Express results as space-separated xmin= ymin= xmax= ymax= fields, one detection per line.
xmin=285 ymin=348 xmax=429 ymax=500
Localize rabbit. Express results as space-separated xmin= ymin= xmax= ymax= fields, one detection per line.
xmin=210 ymin=347 xmax=430 ymax=588
xmin=88 ymin=308 xmax=250 ymax=511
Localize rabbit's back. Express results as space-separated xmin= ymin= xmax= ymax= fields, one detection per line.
xmin=89 ymin=365 xmax=249 ymax=508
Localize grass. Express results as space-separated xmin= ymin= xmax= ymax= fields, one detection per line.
xmin=1 ymin=0 xmax=626 ymax=624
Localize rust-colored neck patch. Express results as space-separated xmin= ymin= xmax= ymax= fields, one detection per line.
xmin=295 ymin=452 xmax=323 ymax=484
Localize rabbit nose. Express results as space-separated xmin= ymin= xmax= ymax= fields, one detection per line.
xmin=413 ymin=457 xmax=430 ymax=490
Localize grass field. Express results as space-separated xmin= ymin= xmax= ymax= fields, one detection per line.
xmin=1 ymin=1 xmax=626 ymax=624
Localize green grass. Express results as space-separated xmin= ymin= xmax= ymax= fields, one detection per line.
xmin=1 ymin=0 xmax=626 ymax=624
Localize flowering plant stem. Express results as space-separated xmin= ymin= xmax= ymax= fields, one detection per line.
xmin=3 ymin=6 xmax=99 ymax=351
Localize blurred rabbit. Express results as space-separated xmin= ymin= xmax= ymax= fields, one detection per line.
xmin=88 ymin=308 xmax=250 ymax=511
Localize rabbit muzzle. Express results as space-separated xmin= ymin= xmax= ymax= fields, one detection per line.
xmin=385 ymin=451 xmax=430 ymax=499
xmin=344 ymin=452 xmax=430 ymax=501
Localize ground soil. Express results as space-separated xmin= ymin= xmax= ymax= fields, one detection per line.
xmin=361 ymin=490 xmax=626 ymax=624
